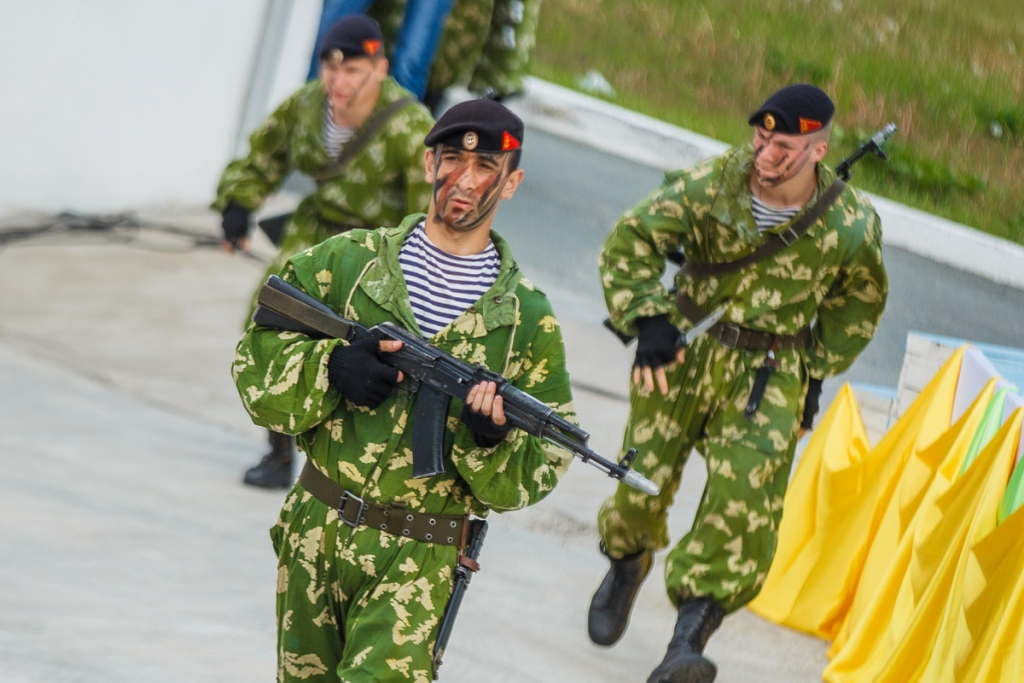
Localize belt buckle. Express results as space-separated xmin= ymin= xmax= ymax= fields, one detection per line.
xmin=717 ymin=324 xmax=741 ymax=349
xmin=338 ymin=490 xmax=367 ymax=528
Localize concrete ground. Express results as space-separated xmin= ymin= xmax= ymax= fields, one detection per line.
xmin=0 ymin=207 xmax=828 ymax=682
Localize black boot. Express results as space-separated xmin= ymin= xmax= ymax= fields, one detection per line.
xmin=587 ymin=545 xmax=653 ymax=646
xmin=646 ymin=597 xmax=725 ymax=683
xmin=242 ymin=430 xmax=294 ymax=489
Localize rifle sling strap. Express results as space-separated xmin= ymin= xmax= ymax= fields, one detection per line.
xmin=256 ymin=284 xmax=356 ymax=341
xmin=309 ymin=96 xmax=418 ymax=184
xmin=680 ymin=178 xmax=846 ymax=279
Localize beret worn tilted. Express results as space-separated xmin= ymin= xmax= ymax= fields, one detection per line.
xmin=425 ymin=98 xmax=524 ymax=153
xmin=748 ymin=84 xmax=835 ymax=135
xmin=318 ymin=15 xmax=384 ymax=61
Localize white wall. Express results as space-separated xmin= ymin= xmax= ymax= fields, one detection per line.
xmin=0 ymin=1 xmax=315 ymax=214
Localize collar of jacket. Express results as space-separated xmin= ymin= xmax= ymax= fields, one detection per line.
xmin=710 ymin=144 xmax=841 ymax=241
xmin=358 ymin=214 xmax=523 ymax=336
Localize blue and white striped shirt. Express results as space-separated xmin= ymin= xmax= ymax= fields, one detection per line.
xmin=751 ymin=195 xmax=801 ymax=232
xmin=399 ymin=223 xmax=500 ymax=337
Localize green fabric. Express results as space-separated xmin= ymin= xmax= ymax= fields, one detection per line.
xmin=597 ymin=148 xmax=888 ymax=614
xmin=233 ymin=215 xmax=576 ymax=680
xmin=997 ymin=440 xmax=1024 ymax=524
xmin=959 ymin=386 xmax=1016 ymax=477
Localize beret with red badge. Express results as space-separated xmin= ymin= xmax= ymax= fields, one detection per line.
xmin=748 ymin=84 xmax=835 ymax=135
xmin=424 ymin=98 xmax=524 ymax=153
xmin=318 ymin=15 xmax=384 ymax=61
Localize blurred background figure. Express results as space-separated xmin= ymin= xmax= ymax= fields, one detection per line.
xmin=214 ymin=15 xmax=434 ymax=488
xmin=369 ymin=0 xmax=543 ymax=113
xmin=307 ymin=0 xmax=456 ymax=101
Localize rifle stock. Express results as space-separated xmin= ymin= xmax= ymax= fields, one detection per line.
xmin=253 ymin=275 xmax=660 ymax=495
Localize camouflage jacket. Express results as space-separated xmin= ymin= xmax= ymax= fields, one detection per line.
xmin=232 ymin=215 xmax=576 ymax=516
xmin=600 ymin=145 xmax=888 ymax=380
xmin=211 ymin=77 xmax=433 ymax=231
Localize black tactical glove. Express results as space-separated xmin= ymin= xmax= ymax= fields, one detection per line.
xmin=801 ymin=377 xmax=824 ymax=430
xmin=633 ymin=315 xmax=681 ymax=370
xmin=221 ymin=203 xmax=251 ymax=246
xmin=461 ymin=402 xmax=513 ymax=448
xmin=327 ymin=337 xmax=401 ymax=409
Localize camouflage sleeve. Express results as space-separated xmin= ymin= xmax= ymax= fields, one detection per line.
xmin=449 ymin=308 xmax=576 ymax=512
xmin=598 ymin=174 xmax=693 ymax=338
xmin=806 ymin=206 xmax=889 ymax=379
xmin=211 ymin=92 xmax=299 ymax=213
xmin=230 ymin=263 xmax=344 ymax=434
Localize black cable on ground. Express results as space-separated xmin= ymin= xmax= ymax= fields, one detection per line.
xmin=0 ymin=211 xmax=269 ymax=265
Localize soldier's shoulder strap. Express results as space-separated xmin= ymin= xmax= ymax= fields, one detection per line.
xmin=309 ymin=96 xmax=418 ymax=184
xmin=679 ymin=178 xmax=846 ymax=279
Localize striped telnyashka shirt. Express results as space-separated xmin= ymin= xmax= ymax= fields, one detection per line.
xmin=399 ymin=223 xmax=500 ymax=338
xmin=323 ymin=100 xmax=355 ymax=158
xmin=751 ymin=195 xmax=800 ymax=232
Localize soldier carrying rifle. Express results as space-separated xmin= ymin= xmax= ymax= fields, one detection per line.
xmin=589 ymin=84 xmax=890 ymax=683
xmin=232 ymin=98 xmax=578 ymax=682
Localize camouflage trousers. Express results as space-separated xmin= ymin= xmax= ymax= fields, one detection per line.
xmin=270 ymin=487 xmax=458 ymax=682
xmin=597 ymin=335 xmax=805 ymax=614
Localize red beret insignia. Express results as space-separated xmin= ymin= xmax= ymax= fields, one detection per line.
xmin=501 ymin=131 xmax=521 ymax=151
xmin=362 ymin=39 xmax=382 ymax=56
xmin=799 ymin=117 xmax=822 ymax=134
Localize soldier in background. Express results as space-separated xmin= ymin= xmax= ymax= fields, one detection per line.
xmin=588 ymin=85 xmax=888 ymax=683
xmin=306 ymin=0 xmax=456 ymax=102
xmin=213 ymin=16 xmax=434 ymax=489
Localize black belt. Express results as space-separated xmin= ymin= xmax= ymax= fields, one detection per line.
xmin=675 ymin=293 xmax=811 ymax=351
xmin=299 ymin=462 xmax=468 ymax=547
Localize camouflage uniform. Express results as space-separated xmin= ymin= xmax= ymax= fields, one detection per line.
xmin=233 ymin=215 xmax=575 ymax=681
xmin=599 ymin=145 xmax=888 ymax=614
xmin=467 ymin=0 xmax=542 ymax=97
xmin=212 ymin=77 xmax=434 ymax=287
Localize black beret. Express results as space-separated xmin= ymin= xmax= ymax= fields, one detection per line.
xmin=748 ymin=84 xmax=835 ymax=135
xmin=318 ymin=15 xmax=384 ymax=61
xmin=424 ymin=99 xmax=524 ymax=153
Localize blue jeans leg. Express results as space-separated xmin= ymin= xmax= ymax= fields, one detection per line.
xmin=391 ymin=0 xmax=456 ymax=99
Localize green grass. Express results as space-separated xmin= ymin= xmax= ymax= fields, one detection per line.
xmin=532 ymin=0 xmax=1024 ymax=244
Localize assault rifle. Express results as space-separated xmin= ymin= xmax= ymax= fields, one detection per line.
xmin=253 ymin=275 xmax=660 ymax=496
xmin=836 ymin=123 xmax=898 ymax=181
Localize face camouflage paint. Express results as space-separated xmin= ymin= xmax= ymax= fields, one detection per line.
xmin=753 ymin=129 xmax=814 ymax=188
xmin=430 ymin=145 xmax=511 ymax=231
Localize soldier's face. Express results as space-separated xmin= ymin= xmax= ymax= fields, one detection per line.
xmin=425 ymin=146 xmax=523 ymax=232
xmin=752 ymin=127 xmax=825 ymax=188
xmin=320 ymin=57 xmax=386 ymax=111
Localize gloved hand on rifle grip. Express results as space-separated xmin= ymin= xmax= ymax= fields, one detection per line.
xmin=221 ymin=203 xmax=251 ymax=247
xmin=461 ymin=403 xmax=512 ymax=448
xmin=801 ymin=377 xmax=824 ymax=430
xmin=633 ymin=314 xmax=681 ymax=370
xmin=327 ymin=337 xmax=401 ymax=409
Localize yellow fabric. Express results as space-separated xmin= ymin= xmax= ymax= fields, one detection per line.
xmin=954 ymin=498 xmax=1024 ymax=682
xmin=829 ymin=376 xmax=997 ymax=659
xmin=822 ymin=348 xmax=966 ymax=656
xmin=747 ymin=384 xmax=871 ymax=637
xmin=823 ymin=411 xmax=1021 ymax=683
